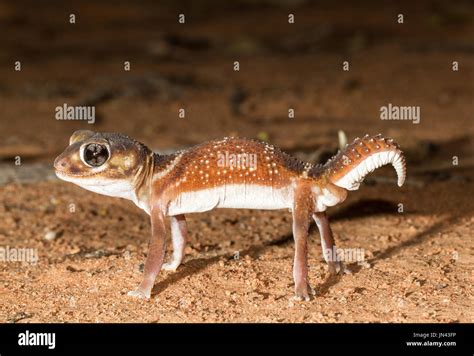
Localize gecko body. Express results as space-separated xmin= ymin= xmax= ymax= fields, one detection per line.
xmin=54 ymin=130 xmax=406 ymax=300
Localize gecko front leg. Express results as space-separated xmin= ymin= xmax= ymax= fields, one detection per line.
xmin=162 ymin=214 xmax=188 ymax=271
xmin=313 ymin=212 xmax=346 ymax=275
xmin=128 ymin=207 xmax=167 ymax=299
xmin=292 ymin=184 xmax=315 ymax=301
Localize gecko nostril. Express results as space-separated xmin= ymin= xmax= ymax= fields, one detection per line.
xmin=54 ymin=157 xmax=68 ymax=170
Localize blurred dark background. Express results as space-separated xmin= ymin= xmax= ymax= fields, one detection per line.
xmin=0 ymin=0 xmax=472 ymax=161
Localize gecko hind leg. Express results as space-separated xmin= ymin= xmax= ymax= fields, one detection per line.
xmin=162 ymin=214 xmax=187 ymax=271
xmin=313 ymin=212 xmax=347 ymax=275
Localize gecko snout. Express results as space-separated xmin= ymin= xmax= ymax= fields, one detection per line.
xmin=53 ymin=156 xmax=69 ymax=171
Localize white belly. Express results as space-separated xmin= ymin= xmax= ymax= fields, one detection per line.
xmin=167 ymin=184 xmax=294 ymax=215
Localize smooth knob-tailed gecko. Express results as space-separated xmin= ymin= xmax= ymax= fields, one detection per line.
xmin=54 ymin=130 xmax=406 ymax=300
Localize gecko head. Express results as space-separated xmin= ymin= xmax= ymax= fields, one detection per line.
xmin=54 ymin=130 xmax=153 ymax=198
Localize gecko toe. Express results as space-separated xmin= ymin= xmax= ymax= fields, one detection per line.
xmin=161 ymin=262 xmax=180 ymax=271
xmin=127 ymin=289 xmax=150 ymax=299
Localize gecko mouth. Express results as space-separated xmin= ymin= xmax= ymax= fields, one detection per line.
xmin=54 ymin=169 xmax=106 ymax=181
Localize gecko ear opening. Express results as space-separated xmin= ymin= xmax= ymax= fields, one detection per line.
xmin=69 ymin=130 xmax=95 ymax=145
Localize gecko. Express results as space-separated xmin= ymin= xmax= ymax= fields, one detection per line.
xmin=54 ymin=130 xmax=406 ymax=301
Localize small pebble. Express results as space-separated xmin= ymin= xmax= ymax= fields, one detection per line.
xmin=44 ymin=230 xmax=58 ymax=241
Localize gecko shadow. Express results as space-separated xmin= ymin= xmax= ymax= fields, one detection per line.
xmin=330 ymin=199 xmax=401 ymax=220
xmin=368 ymin=211 xmax=468 ymax=264
xmin=254 ymin=198 xmax=402 ymax=255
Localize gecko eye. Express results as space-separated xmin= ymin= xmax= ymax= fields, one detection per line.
xmin=82 ymin=143 xmax=110 ymax=167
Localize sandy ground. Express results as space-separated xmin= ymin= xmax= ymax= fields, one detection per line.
xmin=0 ymin=0 xmax=473 ymax=323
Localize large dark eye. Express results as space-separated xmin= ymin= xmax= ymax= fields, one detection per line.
xmin=83 ymin=143 xmax=109 ymax=167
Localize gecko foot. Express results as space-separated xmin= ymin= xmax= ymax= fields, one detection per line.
xmin=294 ymin=283 xmax=315 ymax=301
xmin=292 ymin=293 xmax=311 ymax=302
xmin=161 ymin=261 xmax=180 ymax=272
xmin=127 ymin=289 xmax=151 ymax=299
xmin=292 ymin=295 xmax=310 ymax=302
xmin=328 ymin=261 xmax=351 ymax=275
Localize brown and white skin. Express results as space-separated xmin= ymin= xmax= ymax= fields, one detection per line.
xmin=54 ymin=130 xmax=406 ymax=300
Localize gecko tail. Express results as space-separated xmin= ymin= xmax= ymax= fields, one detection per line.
xmin=323 ymin=134 xmax=406 ymax=191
